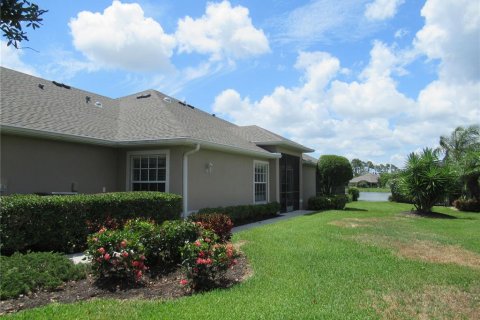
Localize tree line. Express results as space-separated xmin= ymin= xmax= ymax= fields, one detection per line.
xmin=350 ymin=159 xmax=400 ymax=177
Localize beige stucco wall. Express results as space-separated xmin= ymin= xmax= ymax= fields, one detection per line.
xmin=302 ymin=164 xmax=316 ymax=207
xmin=187 ymin=148 xmax=277 ymax=211
xmin=0 ymin=134 xmax=119 ymax=194
xmin=2 ymin=135 xmax=280 ymax=211
xmin=118 ymin=145 xmax=277 ymax=211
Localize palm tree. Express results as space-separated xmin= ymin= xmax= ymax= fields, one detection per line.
xmin=439 ymin=125 xmax=480 ymax=200
xmin=439 ymin=125 xmax=480 ymax=161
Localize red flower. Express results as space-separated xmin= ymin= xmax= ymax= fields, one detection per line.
xmin=194 ymin=240 xmax=201 ymax=247
xmin=122 ymin=251 xmax=129 ymax=258
xmin=196 ymin=258 xmax=204 ymax=264
xmin=104 ymin=253 xmax=111 ymax=261
xmin=205 ymin=258 xmax=213 ymax=265
xmin=140 ymin=255 xmax=146 ymax=261
xmin=132 ymin=260 xmax=140 ymax=267
xmin=120 ymin=240 xmax=127 ymax=248
xmin=97 ymin=247 xmax=105 ymax=255
xmin=135 ymin=270 xmax=143 ymax=279
xmin=198 ymin=251 xmax=205 ymax=258
xmin=179 ymin=279 xmax=188 ymax=286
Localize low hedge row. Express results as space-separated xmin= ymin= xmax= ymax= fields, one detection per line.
xmin=197 ymin=202 xmax=280 ymax=225
xmin=453 ymin=199 xmax=480 ymax=212
xmin=0 ymin=192 xmax=182 ymax=255
xmin=308 ymin=195 xmax=348 ymax=210
xmin=1 ymin=252 xmax=88 ymax=300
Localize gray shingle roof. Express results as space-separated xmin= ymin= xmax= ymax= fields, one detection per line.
xmin=1 ymin=67 xmax=313 ymax=156
xmin=350 ymin=173 xmax=380 ymax=184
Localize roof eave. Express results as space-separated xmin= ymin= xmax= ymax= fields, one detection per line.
xmin=254 ymin=140 xmax=315 ymax=153
xmin=1 ymin=125 xmax=280 ymax=159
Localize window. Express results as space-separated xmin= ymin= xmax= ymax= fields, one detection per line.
xmin=128 ymin=151 xmax=168 ymax=192
xmin=254 ymin=161 xmax=269 ymax=204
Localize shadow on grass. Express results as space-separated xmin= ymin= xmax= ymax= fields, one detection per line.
xmin=402 ymin=211 xmax=458 ymax=219
xmin=344 ymin=207 xmax=369 ymax=212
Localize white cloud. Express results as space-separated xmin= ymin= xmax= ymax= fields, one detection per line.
xmin=328 ymin=41 xmax=414 ymax=118
xmin=365 ymin=0 xmax=405 ymax=21
xmin=0 ymin=41 xmax=38 ymax=75
xmin=394 ymin=28 xmax=408 ymax=38
xmin=69 ymin=0 xmax=176 ymax=72
xmin=175 ymin=1 xmax=269 ymax=61
xmin=272 ymin=0 xmax=374 ymax=44
xmin=414 ymin=0 xmax=480 ymax=82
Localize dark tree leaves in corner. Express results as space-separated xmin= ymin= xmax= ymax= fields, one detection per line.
xmin=0 ymin=0 xmax=47 ymax=48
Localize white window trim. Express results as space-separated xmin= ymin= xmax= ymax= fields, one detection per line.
xmin=253 ymin=160 xmax=269 ymax=204
xmin=125 ymin=150 xmax=170 ymax=192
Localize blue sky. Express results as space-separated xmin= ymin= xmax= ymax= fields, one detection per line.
xmin=1 ymin=0 xmax=479 ymax=166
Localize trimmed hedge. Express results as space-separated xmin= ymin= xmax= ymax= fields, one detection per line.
xmin=0 ymin=192 xmax=182 ymax=255
xmin=308 ymin=195 xmax=348 ymax=210
xmin=197 ymin=202 xmax=280 ymax=225
xmin=348 ymin=187 xmax=360 ymax=201
xmin=453 ymin=199 xmax=480 ymax=212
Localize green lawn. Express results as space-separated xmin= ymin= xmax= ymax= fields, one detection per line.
xmin=356 ymin=187 xmax=391 ymax=192
xmin=8 ymin=202 xmax=480 ymax=319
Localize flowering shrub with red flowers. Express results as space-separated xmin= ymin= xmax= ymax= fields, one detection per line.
xmin=86 ymin=228 xmax=147 ymax=282
xmin=180 ymin=230 xmax=238 ymax=290
xmin=188 ymin=213 xmax=233 ymax=242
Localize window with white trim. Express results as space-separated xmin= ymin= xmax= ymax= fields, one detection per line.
xmin=130 ymin=154 xmax=167 ymax=191
xmin=254 ymin=161 xmax=269 ymax=203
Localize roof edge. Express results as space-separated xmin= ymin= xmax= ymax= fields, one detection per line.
xmin=254 ymin=140 xmax=314 ymax=153
xmin=1 ymin=125 xmax=280 ymax=159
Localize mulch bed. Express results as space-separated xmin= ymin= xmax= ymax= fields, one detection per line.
xmin=0 ymin=254 xmax=251 ymax=315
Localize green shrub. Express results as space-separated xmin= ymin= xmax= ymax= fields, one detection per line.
xmin=308 ymin=195 xmax=348 ymax=210
xmin=389 ymin=178 xmax=413 ymax=203
xmin=1 ymin=252 xmax=88 ymax=300
xmin=148 ymin=220 xmax=201 ymax=270
xmin=180 ymin=230 xmax=238 ymax=291
xmin=401 ymin=148 xmax=455 ymax=213
xmin=188 ymin=213 xmax=233 ymax=242
xmin=348 ymin=187 xmax=360 ymax=201
xmin=197 ymin=202 xmax=280 ymax=225
xmin=0 ymin=192 xmax=182 ymax=255
xmin=317 ymin=155 xmax=353 ymax=196
xmin=453 ymin=199 xmax=480 ymax=212
xmin=86 ymin=228 xmax=148 ymax=282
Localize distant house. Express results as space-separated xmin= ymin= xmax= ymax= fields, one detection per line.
xmin=349 ymin=173 xmax=380 ymax=187
xmin=0 ymin=67 xmax=317 ymax=216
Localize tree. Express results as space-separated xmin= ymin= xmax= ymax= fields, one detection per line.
xmin=439 ymin=125 xmax=480 ymax=162
xmin=400 ymin=148 xmax=455 ymax=213
xmin=317 ymin=155 xmax=353 ymax=196
xmin=439 ymin=125 xmax=480 ymax=201
xmin=351 ymin=158 xmax=364 ymax=176
xmin=0 ymin=0 xmax=47 ymax=48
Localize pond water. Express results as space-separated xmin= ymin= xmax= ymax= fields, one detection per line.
xmin=358 ymin=192 xmax=391 ymax=202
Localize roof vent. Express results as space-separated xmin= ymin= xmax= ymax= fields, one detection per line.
xmin=212 ymin=113 xmax=216 ymax=117
xmin=187 ymin=104 xmax=195 ymax=109
xmin=179 ymin=101 xmax=187 ymax=106
xmin=86 ymin=96 xmax=91 ymax=104
xmin=95 ymin=101 xmax=103 ymax=108
xmin=136 ymin=94 xmax=151 ymax=99
xmin=52 ymin=81 xmax=71 ymax=89
xmin=163 ymin=97 xmax=172 ymax=103
xmin=38 ymin=84 xmax=44 ymax=90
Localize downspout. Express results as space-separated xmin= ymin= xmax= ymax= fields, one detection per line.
xmin=183 ymin=144 xmax=200 ymax=218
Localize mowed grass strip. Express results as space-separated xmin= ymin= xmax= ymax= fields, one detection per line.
xmin=7 ymin=202 xmax=480 ymax=320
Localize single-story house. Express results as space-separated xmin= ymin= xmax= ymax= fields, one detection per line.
xmin=0 ymin=67 xmax=317 ymax=216
xmin=349 ymin=173 xmax=380 ymax=187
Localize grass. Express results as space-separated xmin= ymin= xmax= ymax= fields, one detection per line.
xmin=7 ymin=202 xmax=480 ymax=319
xmin=356 ymin=187 xmax=391 ymax=192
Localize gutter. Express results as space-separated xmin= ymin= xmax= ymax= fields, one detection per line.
xmin=183 ymin=144 xmax=200 ymax=218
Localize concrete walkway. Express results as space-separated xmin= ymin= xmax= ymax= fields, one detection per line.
xmin=67 ymin=210 xmax=313 ymax=264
